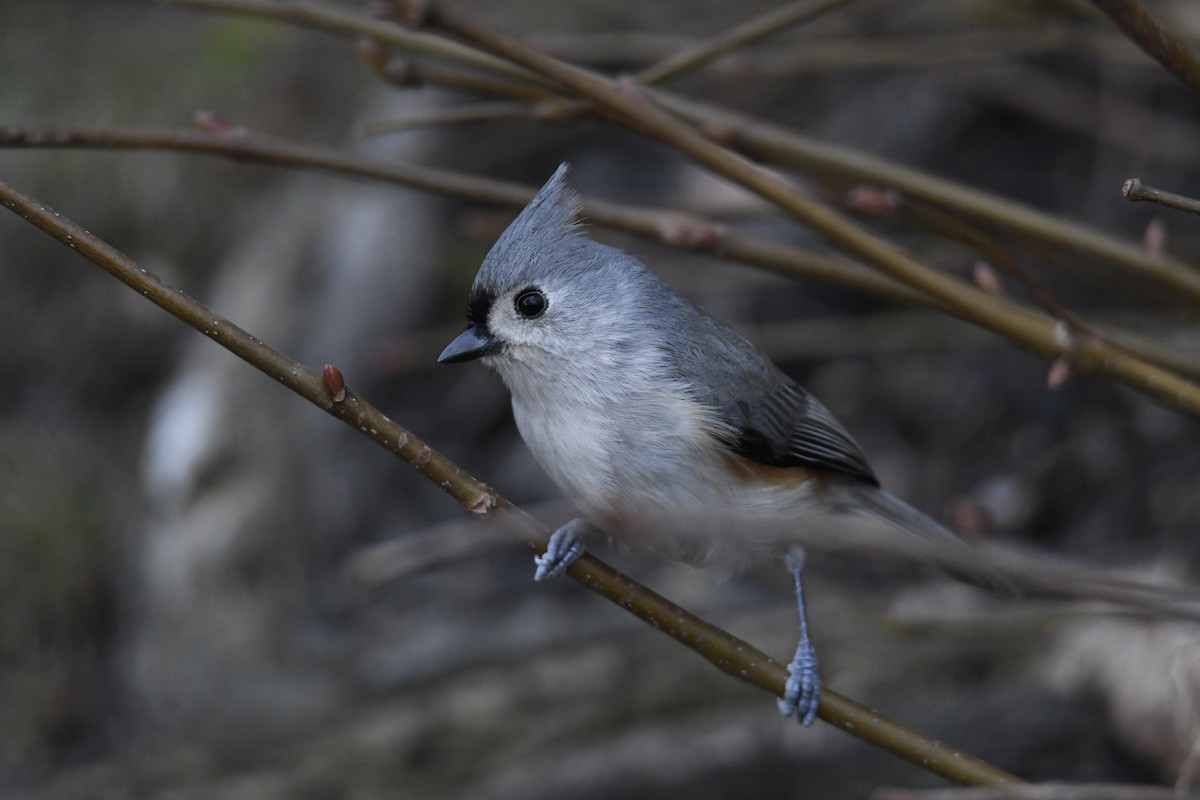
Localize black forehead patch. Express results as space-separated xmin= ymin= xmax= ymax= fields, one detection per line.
xmin=467 ymin=288 xmax=496 ymax=327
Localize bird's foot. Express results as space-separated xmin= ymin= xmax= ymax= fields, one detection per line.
xmin=533 ymin=518 xmax=589 ymax=581
xmin=777 ymin=638 xmax=821 ymax=726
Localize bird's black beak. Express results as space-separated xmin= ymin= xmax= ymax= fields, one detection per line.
xmin=438 ymin=324 xmax=500 ymax=363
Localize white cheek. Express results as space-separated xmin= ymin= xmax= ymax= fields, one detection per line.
xmin=488 ymin=309 xmax=550 ymax=360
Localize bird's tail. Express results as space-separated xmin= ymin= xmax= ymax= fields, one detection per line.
xmin=827 ymin=484 xmax=1009 ymax=591
xmin=820 ymin=485 xmax=1200 ymax=615
xmin=850 ymin=486 xmax=959 ymax=543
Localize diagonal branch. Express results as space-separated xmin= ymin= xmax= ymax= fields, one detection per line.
xmin=651 ymin=92 xmax=1200 ymax=304
xmin=4 ymin=123 xmax=1198 ymax=389
xmin=0 ymin=176 xmax=1024 ymax=786
xmin=530 ymin=0 xmax=857 ymax=123
xmin=125 ymin=0 xmax=1200 ymax=304
xmin=0 ymin=124 xmax=912 ymax=301
xmin=355 ymin=100 xmax=532 ymax=136
xmin=410 ymin=2 xmax=1200 ymax=419
xmin=636 ymin=0 xmax=857 ymax=85
xmin=128 ymin=0 xmax=537 ymax=82
xmin=1089 ymin=0 xmax=1200 ymax=95
xmin=872 ymin=782 xmax=1189 ymax=800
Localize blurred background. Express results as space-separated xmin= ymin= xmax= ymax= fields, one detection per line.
xmin=1 ymin=0 xmax=1199 ymax=797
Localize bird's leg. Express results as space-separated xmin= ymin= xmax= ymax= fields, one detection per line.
xmin=533 ymin=517 xmax=593 ymax=581
xmin=778 ymin=548 xmax=821 ymax=726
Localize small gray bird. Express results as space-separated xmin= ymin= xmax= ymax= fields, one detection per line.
xmin=439 ymin=164 xmax=959 ymax=726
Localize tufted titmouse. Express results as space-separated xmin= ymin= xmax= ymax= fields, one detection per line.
xmin=439 ymin=165 xmax=962 ymax=726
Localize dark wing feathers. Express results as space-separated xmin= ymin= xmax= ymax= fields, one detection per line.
xmin=726 ymin=382 xmax=878 ymax=485
xmin=656 ymin=288 xmax=878 ymax=486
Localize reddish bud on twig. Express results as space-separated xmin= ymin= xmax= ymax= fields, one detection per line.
xmin=945 ymin=497 xmax=992 ymax=538
xmin=357 ymin=37 xmax=389 ymax=74
xmin=845 ymin=185 xmax=900 ymax=216
xmin=389 ymin=0 xmax=428 ymax=27
xmin=467 ymin=492 xmax=495 ymax=517
xmin=972 ymin=261 xmax=1004 ymax=296
xmin=1047 ymin=358 xmax=1071 ymax=390
xmin=615 ymin=74 xmax=641 ymax=94
xmin=659 ymin=214 xmax=725 ymax=253
xmin=533 ymin=100 xmax=572 ymax=123
xmin=1143 ymin=217 xmax=1167 ymax=254
xmin=323 ymin=364 xmax=347 ymax=403
xmin=614 ymin=75 xmax=654 ymax=110
xmin=369 ymin=1 xmax=402 ymax=21
xmin=384 ymin=60 xmax=421 ymax=87
xmin=700 ymin=121 xmax=739 ymax=144
xmin=193 ymin=111 xmax=240 ymax=135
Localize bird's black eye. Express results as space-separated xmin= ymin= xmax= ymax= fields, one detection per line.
xmin=515 ymin=288 xmax=547 ymax=319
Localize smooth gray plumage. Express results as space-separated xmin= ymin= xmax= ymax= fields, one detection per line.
xmin=439 ymin=164 xmax=960 ymax=726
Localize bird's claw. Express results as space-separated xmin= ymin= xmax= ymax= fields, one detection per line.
xmin=777 ymin=641 xmax=821 ymax=726
xmin=533 ymin=521 xmax=588 ymax=581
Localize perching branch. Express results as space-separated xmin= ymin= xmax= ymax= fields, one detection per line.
xmin=0 ymin=176 xmax=1024 ymax=787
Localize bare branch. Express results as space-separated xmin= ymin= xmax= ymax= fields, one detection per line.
xmin=1090 ymin=0 xmax=1200 ymax=94
xmin=355 ymin=100 xmax=532 ymax=137
xmin=1123 ymin=177 xmax=1200 ymax=217
xmin=873 ymin=782 xmax=1186 ymax=800
xmin=411 ymin=3 xmax=1200 ymax=419
xmin=5 ymin=123 xmax=1198 ymax=396
xmin=0 ymin=176 xmax=1024 ymax=787
xmin=126 ymin=0 xmax=1200 ymax=303
xmin=637 ymin=0 xmax=857 ymax=85
xmin=130 ymin=0 xmax=539 ymax=82
xmin=651 ymin=93 xmax=1200 ymax=305
xmin=0 ymin=124 xmax=911 ymax=301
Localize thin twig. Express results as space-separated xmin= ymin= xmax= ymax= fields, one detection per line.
xmin=636 ymin=0 xmax=856 ymax=85
xmin=1123 ymin=178 xmax=1200 ymax=217
xmin=1089 ymin=0 xmax=1200 ymax=95
xmin=126 ymin=0 xmax=1200 ymax=303
xmin=530 ymin=28 xmax=1140 ymax=74
xmin=0 ymin=124 xmax=912 ymax=302
xmin=967 ymin=63 xmax=1200 ymax=168
xmin=128 ymin=0 xmax=541 ymax=83
xmin=653 ymin=92 xmax=1200 ymax=305
xmin=355 ymin=100 xmax=532 ymax=137
xmin=528 ymin=0 xmax=856 ymax=123
xmin=414 ymin=3 xmax=1200 ymax=419
xmin=872 ymin=782 xmax=1187 ymax=800
xmin=6 ymin=123 xmax=1200 ymax=385
xmin=357 ymin=42 xmax=552 ymax=102
xmin=709 ymin=29 xmax=1139 ymax=75
xmin=858 ymin=194 xmax=1103 ymax=342
xmin=0 ymin=176 xmax=1024 ymax=787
